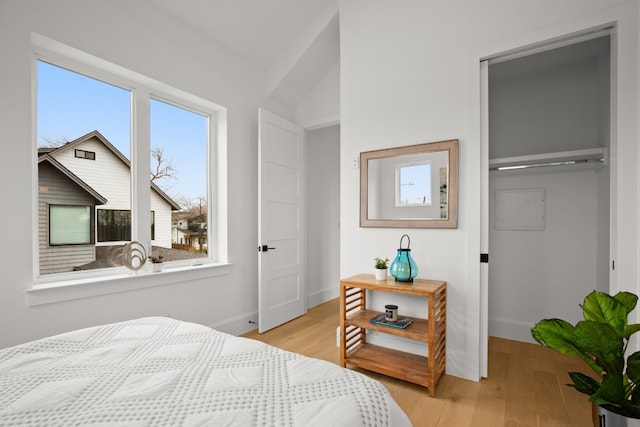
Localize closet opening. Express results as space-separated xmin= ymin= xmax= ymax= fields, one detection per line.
xmin=487 ymin=33 xmax=611 ymax=345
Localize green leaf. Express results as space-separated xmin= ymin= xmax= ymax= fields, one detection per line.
xmin=574 ymin=320 xmax=624 ymax=375
xmin=531 ymin=319 xmax=602 ymax=373
xmin=624 ymin=323 xmax=640 ymax=340
xmin=582 ymin=291 xmax=628 ymax=335
xmin=632 ymin=384 xmax=640 ymax=406
xmin=592 ymin=374 xmax=626 ymax=406
xmin=614 ymin=291 xmax=638 ymax=314
xmin=627 ymin=351 xmax=640 ymax=384
xmin=568 ymin=371 xmax=600 ymax=396
xmin=531 ymin=319 xmax=572 ymax=346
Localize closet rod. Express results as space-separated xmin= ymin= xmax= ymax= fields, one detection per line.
xmin=489 ymin=147 xmax=607 ymax=171
xmin=491 ymin=158 xmax=604 ymax=171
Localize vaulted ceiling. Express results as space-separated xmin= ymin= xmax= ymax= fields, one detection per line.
xmin=141 ymin=0 xmax=340 ymax=107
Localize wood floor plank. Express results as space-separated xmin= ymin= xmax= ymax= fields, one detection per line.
xmin=533 ymin=370 xmax=570 ymax=424
xmin=242 ymin=298 xmax=593 ymax=427
xmin=505 ymin=339 xmax=538 ymax=427
xmin=435 ymin=375 xmax=481 ymax=426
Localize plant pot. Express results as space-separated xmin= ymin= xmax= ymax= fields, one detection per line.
xmin=597 ymin=405 xmax=629 ymax=427
xmin=152 ymin=263 xmax=163 ymax=273
xmin=374 ymin=268 xmax=387 ymax=280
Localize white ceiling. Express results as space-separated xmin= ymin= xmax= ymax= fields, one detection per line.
xmin=139 ymin=2 xmax=606 ymax=109
xmin=142 ymin=0 xmax=340 ymax=107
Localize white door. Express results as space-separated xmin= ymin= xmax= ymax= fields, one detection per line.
xmin=479 ymin=60 xmax=489 ymax=378
xmin=258 ymin=108 xmax=306 ymax=333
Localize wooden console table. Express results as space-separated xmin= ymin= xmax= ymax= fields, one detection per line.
xmin=339 ymin=273 xmax=447 ymax=397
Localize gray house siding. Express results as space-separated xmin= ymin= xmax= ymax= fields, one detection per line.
xmin=38 ymin=162 xmax=97 ymax=275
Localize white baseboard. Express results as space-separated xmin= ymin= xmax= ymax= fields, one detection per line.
xmin=307 ymin=287 xmax=339 ymax=308
xmin=208 ymin=287 xmax=338 ymax=338
xmin=489 ymin=317 xmax=536 ymax=344
xmin=209 ymin=310 xmax=258 ymax=337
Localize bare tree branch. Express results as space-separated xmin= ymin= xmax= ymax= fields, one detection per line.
xmin=40 ymin=136 xmax=70 ymax=148
xmin=151 ymin=146 xmax=177 ymax=183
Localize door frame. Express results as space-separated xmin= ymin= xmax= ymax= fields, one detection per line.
xmin=469 ymin=3 xmax=637 ymax=379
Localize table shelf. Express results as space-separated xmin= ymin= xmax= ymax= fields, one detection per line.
xmin=339 ymin=274 xmax=446 ymax=396
xmin=345 ymin=309 xmax=429 ymax=342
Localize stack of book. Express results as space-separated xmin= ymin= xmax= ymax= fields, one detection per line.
xmin=369 ymin=313 xmax=414 ymax=329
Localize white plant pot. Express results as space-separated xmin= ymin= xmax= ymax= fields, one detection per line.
xmin=152 ymin=263 xmax=163 ymax=273
xmin=374 ymin=268 xmax=387 ymax=280
xmin=597 ymin=406 xmax=629 ymax=427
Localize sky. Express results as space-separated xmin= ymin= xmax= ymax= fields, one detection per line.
xmin=37 ymin=60 xmax=207 ymax=207
xmin=399 ymin=163 xmax=432 ymax=205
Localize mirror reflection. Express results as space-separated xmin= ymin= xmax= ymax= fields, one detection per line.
xmin=360 ymin=139 xmax=458 ymax=228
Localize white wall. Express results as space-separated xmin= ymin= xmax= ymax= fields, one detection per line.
xmin=0 ymin=0 xmax=293 ymax=348
xmin=489 ymin=57 xmax=604 ymax=158
xmin=296 ymin=61 xmax=340 ymax=128
xmin=306 ymin=125 xmax=341 ymax=307
xmin=489 ymin=167 xmax=603 ymax=342
xmin=340 ymin=0 xmax=639 ymax=380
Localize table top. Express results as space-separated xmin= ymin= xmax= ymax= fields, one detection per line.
xmin=340 ymin=273 xmax=446 ymax=296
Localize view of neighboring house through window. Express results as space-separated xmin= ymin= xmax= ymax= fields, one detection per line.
xmin=36 ymin=58 xmax=211 ymax=278
xmin=150 ymin=99 xmax=208 ymax=255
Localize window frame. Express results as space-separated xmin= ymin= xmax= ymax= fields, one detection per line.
xmin=31 ymin=33 xmax=228 ymax=295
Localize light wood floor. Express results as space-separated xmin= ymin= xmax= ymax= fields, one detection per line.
xmin=242 ymin=298 xmax=594 ymax=427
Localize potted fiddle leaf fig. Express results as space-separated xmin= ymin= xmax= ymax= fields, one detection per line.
xmin=531 ymin=290 xmax=640 ymax=423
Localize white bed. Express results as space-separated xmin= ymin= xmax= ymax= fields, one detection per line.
xmin=0 ymin=317 xmax=411 ymax=426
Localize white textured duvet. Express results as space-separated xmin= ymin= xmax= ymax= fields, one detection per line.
xmin=0 ymin=317 xmax=411 ymax=426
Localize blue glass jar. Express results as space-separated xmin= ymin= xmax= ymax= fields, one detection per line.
xmin=389 ymin=234 xmax=418 ymax=282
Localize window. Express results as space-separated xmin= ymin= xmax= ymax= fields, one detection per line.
xmin=97 ymin=210 xmax=156 ymax=242
xmin=150 ymin=99 xmax=208 ymax=254
xmin=74 ymin=149 xmax=95 ymax=160
xmin=34 ymin=37 xmax=225 ymax=283
xmin=49 ymin=205 xmax=91 ymax=245
xmin=396 ymin=162 xmax=432 ymax=206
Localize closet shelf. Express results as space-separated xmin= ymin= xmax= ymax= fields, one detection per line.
xmin=490 ymin=148 xmax=607 ymax=171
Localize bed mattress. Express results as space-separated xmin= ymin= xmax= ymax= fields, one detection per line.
xmin=0 ymin=317 xmax=411 ymax=426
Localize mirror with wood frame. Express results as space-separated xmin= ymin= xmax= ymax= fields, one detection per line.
xmin=360 ymin=139 xmax=459 ymax=228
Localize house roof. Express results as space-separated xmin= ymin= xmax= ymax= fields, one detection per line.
xmin=38 ymin=154 xmax=108 ymax=205
xmin=39 ymin=130 xmax=182 ymax=210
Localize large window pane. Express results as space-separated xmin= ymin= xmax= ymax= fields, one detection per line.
xmin=37 ymin=60 xmax=131 ymax=275
xmin=150 ymin=99 xmax=209 ymax=257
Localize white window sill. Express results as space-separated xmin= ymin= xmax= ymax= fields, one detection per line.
xmin=27 ymin=262 xmax=231 ymax=306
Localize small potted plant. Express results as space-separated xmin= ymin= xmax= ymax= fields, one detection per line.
xmin=374 ymin=257 xmax=390 ymax=280
xmin=531 ymin=290 xmax=640 ymax=425
xmin=148 ymin=254 xmax=164 ymax=272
